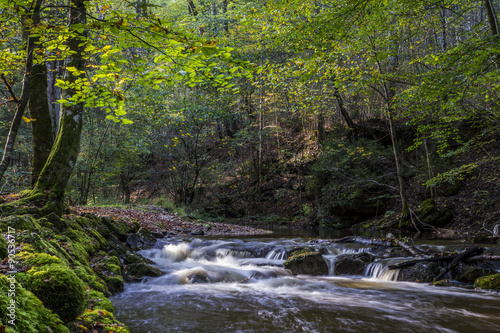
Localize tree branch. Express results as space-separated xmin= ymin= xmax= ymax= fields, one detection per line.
xmin=1 ymin=75 xmax=19 ymax=103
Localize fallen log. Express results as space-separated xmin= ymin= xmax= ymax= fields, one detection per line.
xmin=432 ymin=247 xmax=483 ymax=283
xmin=333 ymin=236 xmax=392 ymax=247
xmin=388 ymin=255 xmax=459 ymax=269
xmin=465 ymin=255 xmax=500 ymax=262
xmin=333 ymin=236 xmax=425 ymax=257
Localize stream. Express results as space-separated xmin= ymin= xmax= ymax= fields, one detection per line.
xmin=110 ymin=233 xmax=500 ymax=333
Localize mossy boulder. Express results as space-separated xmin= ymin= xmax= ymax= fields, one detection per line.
xmin=122 ymin=263 xmax=162 ymax=281
xmin=0 ymin=275 xmax=69 ymax=333
xmin=334 ymin=252 xmax=375 ymax=276
xmin=284 ymin=248 xmax=328 ymax=276
xmin=20 ymin=264 xmax=86 ymax=323
xmin=16 ymin=252 xmax=62 ymax=267
xmin=120 ymin=251 xmax=155 ymax=265
xmin=83 ymin=290 xmax=114 ymax=313
xmin=126 ymin=227 xmax=157 ymax=250
xmin=73 ymin=264 xmax=110 ymax=296
xmin=0 ymin=215 xmax=41 ymax=232
xmin=91 ymin=254 xmax=124 ymax=293
xmin=76 ymin=309 xmax=128 ymax=333
xmin=474 ymin=274 xmax=500 ymax=291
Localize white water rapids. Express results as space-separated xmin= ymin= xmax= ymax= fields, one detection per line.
xmin=111 ymin=236 xmax=500 ymax=333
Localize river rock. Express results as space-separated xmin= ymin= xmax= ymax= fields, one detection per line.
xmin=122 ymin=263 xmax=163 ymax=282
xmin=474 ymin=273 xmax=500 ymax=291
xmin=284 ymin=249 xmax=328 ymax=276
xmin=453 ymin=264 xmax=496 ymax=283
xmin=334 ymin=252 xmax=375 ymax=275
xmin=126 ymin=227 xmax=157 ymax=250
xmin=400 ymin=262 xmax=442 ymax=283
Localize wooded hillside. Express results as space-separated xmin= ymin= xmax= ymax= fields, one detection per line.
xmin=1 ymin=0 xmax=499 ymax=235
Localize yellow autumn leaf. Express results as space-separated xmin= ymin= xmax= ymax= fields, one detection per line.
xmin=22 ymin=116 xmax=36 ymax=123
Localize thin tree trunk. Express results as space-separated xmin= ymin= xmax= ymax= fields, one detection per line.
xmin=222 ymin=0 xmax=229 ymax=35
xmin=332 ymin=80 xmax=355 ymax=129
xmin=47 ymin=59 xmax=62 ymax=135
xmin=211 ymin=1 xmax=218 ymax=36
xmin=0 ymin=76 xmax=30 ymax=183
xmin=0 ymin=0 xmax=44 ymax=183
xmin=187 ymin=0 xmax=205 ymax=35
xmin=31 ymin=0 xmax=87 ymax=206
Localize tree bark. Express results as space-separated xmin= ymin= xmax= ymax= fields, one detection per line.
xmin=222 ymin=0 xmax=229 ymax=35
xmin=0 ymin=76 xmax=30 ymax=184
xmin=333 ymin=81 xmax=355 ymax=129
xmin=484 ymin=0 xmax=499 ymax=35
xmin=29 ymin=6 xmax=54 ymax=187
xmin=0 ymin=0 xmax=44 ymax=183
xmin=31 ymin=0 xmax=87 ymax=206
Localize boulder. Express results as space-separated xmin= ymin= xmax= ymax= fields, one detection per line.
xmin=400 ymin=262 xmax=442 ymax=283
xmin=122 ymin=263 xmax=162 ymax=282
xmin=474 ymin=273 xmax=500 ymax=291
xmin=334 ymin=252 xmax=374 ymax=275
xmin=284 ymin=249 xmax=328 ymax=276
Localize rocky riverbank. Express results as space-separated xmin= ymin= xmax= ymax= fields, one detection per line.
xmin=0 ymin=206 xmax=270 ymax=333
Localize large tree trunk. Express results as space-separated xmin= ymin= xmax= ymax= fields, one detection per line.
xmin=30 ymin=0 xmax=87 ymax=208
xmin=29 ymin=9 xmax=54 ymax=186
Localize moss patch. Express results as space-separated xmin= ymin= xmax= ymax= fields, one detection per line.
xmin=83 ymin=290 xmax=114 ymax=313
xmin=0 ymin=275 xmax=69 ymax=333
xmin=76 ymin=309 xmax=128 ymax=333
xmin=19 ymin=264 xmax=86 ymax=323
xmin=474 ymin=274 xmax=500 ymax=291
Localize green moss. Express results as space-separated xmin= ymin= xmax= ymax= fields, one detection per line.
xmin=0 ymin=233 xmax=7 ymax=259
xmin=0 ymin=275 xmax=69 ymax=333
xmin=420 ymin=199 xmax=436 ymax=216
xmin=76 ymin=309 xmax=128 ymax=333
xmin=431 ymin=280 xmax=454 ymax=287
xmin=91 ymin=255 xmax=124 ymax=293
xmin=16 ymin=252 xmax=62 ymax=266
xmin=73 ymin=264 xmax=109 ymax=296
xmin=84 ymin=290 xmax=114 ymax=313
xmin=0 ymin=215 xmax=41 ymax=232
xmin=474 ymin=274 xmax=500 ymax=291
xmin=122 ymin=263 xmax=162 ymax=281
xmin=21 ymin=264 xmax=86 ymax=323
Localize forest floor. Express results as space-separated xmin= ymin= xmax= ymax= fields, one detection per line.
xmin=71 ymin=205 xmax=272 ymax=236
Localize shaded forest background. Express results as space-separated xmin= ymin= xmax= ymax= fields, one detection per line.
xmin=1 ymin=0 xmax=499 ymax=235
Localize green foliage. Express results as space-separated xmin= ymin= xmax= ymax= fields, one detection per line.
xmin=308 ymin=135 xmax=394 ymax=227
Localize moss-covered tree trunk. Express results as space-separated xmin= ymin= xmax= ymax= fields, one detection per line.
xmin=30 ymin=0 xmax=87 ymax=210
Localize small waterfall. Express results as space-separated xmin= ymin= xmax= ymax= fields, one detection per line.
xmin=265 ymin=250 xmax=288 ymax=260
xmin=216 ymin=248 xmax=252 ymax=259
xmin=365 ymin=262 xmax=400 ymax=281
xmin=341 ymin=248 xmax=371 ymax=254
xmin=162 ymin=243 xmax=192 ymax=262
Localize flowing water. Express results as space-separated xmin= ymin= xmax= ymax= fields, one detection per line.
xmin=111 ymin=235 xmax=500 ymax=333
